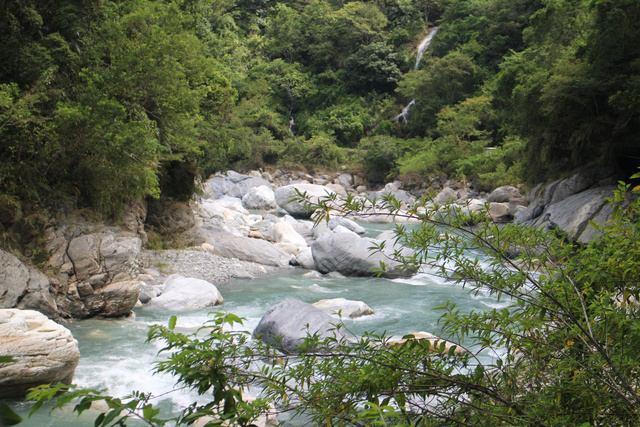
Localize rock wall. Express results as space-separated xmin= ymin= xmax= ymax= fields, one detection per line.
xmin=515 ymin=166 xmax=632 ymax=243
xmin=44 ymin=219 xmax=142 ymax=318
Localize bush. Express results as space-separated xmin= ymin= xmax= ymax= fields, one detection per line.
xmin=359 ymin=135 xmax=403 ymax=184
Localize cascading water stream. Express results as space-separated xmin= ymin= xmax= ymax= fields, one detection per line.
xmin=396 ymin=27 xmax=439 ymax=123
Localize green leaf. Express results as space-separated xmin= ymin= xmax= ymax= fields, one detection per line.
xmin=168 ymin=315 xmax=177 ymax=330
xmin=0 ymin=402 xmax=23 ymax=426
xmin=0 ymin=356 xmax=15 ymax=364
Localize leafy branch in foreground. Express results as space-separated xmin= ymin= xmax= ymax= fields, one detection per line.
xmin=23 ymin=179 xmax=640 ymax=426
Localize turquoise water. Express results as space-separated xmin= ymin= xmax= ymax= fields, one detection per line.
xmin=11 ymin=225 xmax=509 ymax=425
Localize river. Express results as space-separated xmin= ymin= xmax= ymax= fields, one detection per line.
xmin=11 ymin=223 xmax=508 ymax=426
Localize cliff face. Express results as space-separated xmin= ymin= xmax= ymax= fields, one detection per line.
xmin=0 ymin=202 xmax=147 ymax=319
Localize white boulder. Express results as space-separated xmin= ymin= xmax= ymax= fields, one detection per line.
xmin=0 ymin=309 xmax=80 ymax=399
xmin=151 ymin=276 xmax=223 ymax=311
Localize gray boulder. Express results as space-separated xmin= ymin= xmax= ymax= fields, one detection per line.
xmin=311 ymin=232 xmax=415 ymax=278
xmin=487 ymin=186 xmax=522 ymax=203
xmin=274 ymin=184 xmax=336 ymax=218
xmin=433 ymin=187 xmax=458 ymax=205
xmin=293 ymin=247 xmax=316 ymax=270
xmin=202 ymin=227 xmax=292 ymax=267
xmin=526 ymin=186 xmax=617 ymax=243
xmin=152 ymin=275 xmax=223 ymax=311
xmin=516 ymin=166 xmax=616 ymax=224
xmin=253 ymin=299 xmax=346 ymax=354
xmin=0 ymin=250 xmax=58 ymax=317
xmin=242 ymin=185 xmax=278 ymax=210
xmin=0 ymin=309 xmax=80 ymax=399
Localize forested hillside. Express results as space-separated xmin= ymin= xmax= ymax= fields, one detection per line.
xmin=1 ymin=0 xmax=639 ymax=221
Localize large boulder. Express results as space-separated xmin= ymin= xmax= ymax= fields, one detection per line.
xmin=0 ymin=309 xmax=80 ymax=399
xmin=525 ymin=186 xmax=618 ymax=243
xmin=202 ymin=227 xmax=292 ymax=267
xmin=274 ymin=184 xmax=336 ymax=218
xmin=151 ymin=275 xmax=223 ymax=311
xmin=311 ymin=232 xmax=415 ymax=278
xmin=242 ymin=185 xmax=278 ymax=210
xmin=253 ymin=299 xmax=346 ymax=354
xmin=516 ymin=166 xmax=616 ymax=225
xmin=0 ymin=250 xmax=58 ymax=317
xmin=312 ymin=298 xmax=374 ymax=319
xmin=45 ymin=222 xmax=142 ymax=319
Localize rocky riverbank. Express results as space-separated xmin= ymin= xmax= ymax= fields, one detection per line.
xmin=1 ymin=164 xmax=633 ymax=397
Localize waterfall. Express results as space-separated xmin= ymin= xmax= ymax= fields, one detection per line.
xmin=396 ymin=27 xmax=439 ymax=123
xmin=288 ymin=115 xmax=295 ymax=137
xmin=414 ymin=27 xmax=439 ymax=70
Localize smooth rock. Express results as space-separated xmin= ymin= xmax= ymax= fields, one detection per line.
xmin=526 ymin=186 xmax=617 ymax=242
xmin=242 ymin=185 xmax=278 ymax=210
xmin=328 ymin=217 xmax=366 ymax=234
xmin=311 ymin=232 xmax=415 ymax=278
xmin=433 ymin=187 xmax=458 ymax=205
xmin=274 ymin=184 xmax=337 ymax=218
xmin=294 ymin=247 xmax=316 ymax=270
xmin=487 ymin=186 xmax=522 ymax=203
xmin=202 ymin=227 xmax=292 ymax=267
xmin=253 ymin=299 xmax=346 ymax=354
xmin=0 ymin=309 xmax=80 ymax=399
xmin=152 ymin=276 xmax=223 ymax=310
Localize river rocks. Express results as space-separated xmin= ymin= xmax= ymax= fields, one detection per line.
xmin=311 ymin=232 xmax=415 ymax=278
xmin=202 ymin=227 xmax=292 ymax=267
xmin=203 ymin=172 xmax=272 ymax=200
xmin=271 ymin=221 xmax=308 ymax=254
xmin=293 ymin=247 xmax=316 ymax=270
xmin=0 ymin=309 xmax=80 ymax=399
xmin=242 ymin=185 xmax=278 ymax=210
xmin=151 ymin=275 xmax=223 ymax=310
xmin=253 ymin=299 xmax=346 ymax=354
xmin=0 ymin=250 xmax=58 ymax=317
xmin=432 ymin=187 xmax=458 ymax=205
xmin=487 ymin=186 xmax=522 ymax=203
xmin=312 ymin=298 xmax=374 ymax=318
xmin=328 ymin=217 xmax=366 ymax=235
xmin=274 ymin=184 xmax=336 ymax=218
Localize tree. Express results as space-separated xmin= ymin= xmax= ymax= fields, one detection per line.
xmin=14 ymin=174 xmax=640 ymax=426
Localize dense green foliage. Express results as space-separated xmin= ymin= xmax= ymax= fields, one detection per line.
xmin=2 ymin=0 xmax=639 ymax=231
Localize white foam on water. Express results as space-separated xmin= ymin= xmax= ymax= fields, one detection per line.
xmin=291 ymin=283 xmax=334 ymax=293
